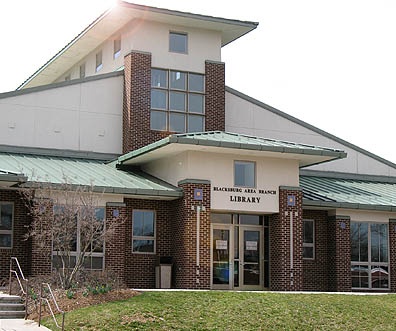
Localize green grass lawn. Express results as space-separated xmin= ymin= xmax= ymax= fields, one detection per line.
xmin=43 ymin=291 xmax=396 ymax=330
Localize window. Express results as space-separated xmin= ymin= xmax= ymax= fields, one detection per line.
xmin=114 ymin=37 xmax=121 ymax=59
xmin=79 ymin=63 xmax=86 ymax=79
xmin=52 ymin=206 xmax=105 ymax=270
xmin=150 ymin=69 xmax=204 ymax=132
xmin=0 ymin=203 xmax=13 ymax=249
xmin=303 ymin=219 xmax=315 ymax=259
xmin=234 ymin=161 xmax=255 ymax=188
xmin=132 ymin=210 xmax=155 ymax=253
xmin=351 ymin=222 xmax=389 ymax=289
xmin=95 ymin=51 xmax=103 ymax=72
xmin=169 ymin=32 xmax=187 ymax=53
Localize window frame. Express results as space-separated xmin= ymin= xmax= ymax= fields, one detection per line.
xmin=302 ymin=219 xmax=315 ymax=260
xmin=79 ymin=63 xmax=86 ymax=79
xmin=233 ymin=160 xmax=256 ymax=188
xmin=351 ymin=221 xmax=389 ymax=290
xmin=113 ymin=37 xmax=121 ymax=59
xmin=150 ymin=68 xmax=205 ymax=133
xmin=132 ymin=210 xmax=156 ymax=254
xmin=95 ymin=50 xmax=103 ymax=72
xmin=169 ymin=31 xmax=188 ymax=54
xmin=51 ymin=206 xmax=106 ymax=271
xmin=0 ymin=202 xmax=14 ymax=249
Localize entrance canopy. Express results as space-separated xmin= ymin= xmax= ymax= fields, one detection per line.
xmin=117 ymin=131 xmax=347 ymax=168
xmin=0 ymin=169 xmax=27 ymax=188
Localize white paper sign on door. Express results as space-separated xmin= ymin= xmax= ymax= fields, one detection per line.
xmin=246 ymin=241 xmax=257 ymax=251
xmin=216 ymin=240 xmax=228 ymax=250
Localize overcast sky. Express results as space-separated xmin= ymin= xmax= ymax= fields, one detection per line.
xmin=1 ymin=0 xmax=395 ymax=164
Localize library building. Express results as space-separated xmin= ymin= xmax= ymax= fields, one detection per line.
xmin=1 ymin=1 xmax=396 ymax=292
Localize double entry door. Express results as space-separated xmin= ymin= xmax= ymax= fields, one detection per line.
xmin=212 ymin=224 xmax=263 ymax=290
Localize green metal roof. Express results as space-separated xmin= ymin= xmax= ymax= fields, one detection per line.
xmin=118 ymin=131 xmax=346 ymax=165
xmin=301 ymin=174 xmax=396 ymax=211
xmin=0 ymin=152 xmax=181 ymax=198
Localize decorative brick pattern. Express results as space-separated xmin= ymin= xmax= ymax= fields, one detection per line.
xmin=205 ymin=61 xmax=225 ymax=132
xmin=302 ymin=210 xmax=329 ymax=291
xmin=173 ymin=181 xmax=211 ymax=289
xmin=328 ymin=216 xmax=351 ymax=292
xmin=270 ymin=188 xmax=303 ymax=291
xmin=0 ymin=190 xmax=31 ymax=280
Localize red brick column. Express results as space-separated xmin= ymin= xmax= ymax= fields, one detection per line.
xmin=328 ymin=216 xmax=351 ymax=292
xmin=173 ymin=180 xmax=211 ymax=289
xmin=30 ymin=199 xmax=52 ymax=276
xmin=270 ymin=187 xmax=303 ymax=291
xmin=389 ymin=219 xmax=396 ymax=292
xmin=205 ymin=61 xmax=225 ymax=132
xmin=105 ymin=203 xmax=127 ymax=284
xmin=123 ymin=51 xmax=171 ymax=153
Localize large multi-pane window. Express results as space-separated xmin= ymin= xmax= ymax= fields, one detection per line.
xmin=52 ymin=206 xmax=105 ymax=270
xmin=132 ymin=210 xmax=155 ymax=253
xmin=0 ymin=202 xmax=13 ymax=249
xmin=151 ymin=68 xmax=205 ymax=133
xmin=351 ymin=222 xmax=389 ymax=289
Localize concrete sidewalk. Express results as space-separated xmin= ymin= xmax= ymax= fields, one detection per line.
xmin=0 ymin=319 xmax=52 ymax=331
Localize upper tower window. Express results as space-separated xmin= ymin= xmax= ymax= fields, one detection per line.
xmin=96 ymin=51 xmax=103 ymax=72
xmin=79 ymin=63 xmax=86 ymax=79
xmin=169 ymin=32 xmax=187 ymax=54
xmin=114 ymin=37 xmax=121 ymax=59
xmin=150 ymin=68 xmax=204 ymax=133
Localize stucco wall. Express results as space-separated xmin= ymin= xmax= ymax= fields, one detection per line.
xmin=0 ymin=75 xmax=123 ymax=154
xmin=143 ymin=150 xmax=299 ymax=213
xmin=56 ymin=19 xmax=221 ymax=82
xmin=226 ymin=90 xmax=396 ymax=176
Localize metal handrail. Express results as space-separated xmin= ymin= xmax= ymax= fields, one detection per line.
xmin=39 ymin=283 xmax=65 ymax=330
xmin=9 ymin=257 xmax=29 ymax=319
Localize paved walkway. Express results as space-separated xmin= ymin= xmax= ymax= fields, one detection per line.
xmin=0 ymin=319 xmax=52 ymax=331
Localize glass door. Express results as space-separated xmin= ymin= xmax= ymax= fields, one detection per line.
xmin=237 ymin=227 xmax=263 ymax=290
xmin=212 ymin=226 xmax=232 ymax=289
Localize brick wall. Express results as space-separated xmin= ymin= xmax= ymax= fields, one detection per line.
xmin=30 ymin=199 xmax=52 ymax=277
xmin=123 ymin=198 xmax=173 ymax=288
xmin=302 ymin=210 xmax=329 ymax=291
xmin=173 ymin=181 xmax=211 ymax=289
xmin=205 ymin=61 xmax=225 ymax=132
xmin=0 ymin=190 xmax=31 ymax=280
xmin=389 ymin=220 xmax=396 ymax=292
xmin=270 ymin=187 xmax=303 ymax=291
xmin=328 ymin=216 xmax=351 ymax=292
xmin=123 ymin=51 xmax=169 ymax=153
xmin=105 ymin=203 xmax=127 ymax=283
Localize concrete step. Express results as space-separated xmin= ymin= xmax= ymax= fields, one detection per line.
xmin=0 ymin=294 xmax=22 ymax=303
xmin=0 ymin=302 xmax=25 ymax=311
xmin=0 ymin=310 xmax=26 ymax=319
xmin=0 ymin=294 xmax=26 ymax=319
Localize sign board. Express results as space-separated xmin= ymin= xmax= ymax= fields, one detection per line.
xmin=216 ymin=240 xmax=228 ymax=250
xmin=194 ymin=188 xmax=203 ymax=201
xmin=246 ymin=241 xmax=258 ymax=251
xmin=287 ymin=195 xmax=296 ymax=207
